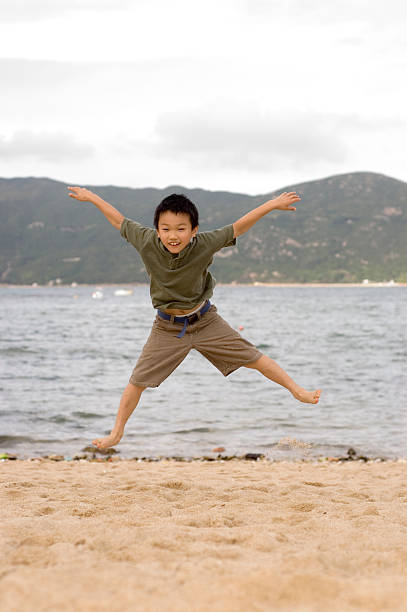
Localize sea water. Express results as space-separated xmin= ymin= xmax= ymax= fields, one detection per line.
xmin=1 ymin=285 xmax=406 ymax=460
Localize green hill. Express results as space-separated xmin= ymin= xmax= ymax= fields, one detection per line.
xmin=1 ymin=171 xmax=406 ymax=284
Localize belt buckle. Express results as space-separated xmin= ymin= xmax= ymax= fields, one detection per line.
xmin=188 ymin=313 xmax=199 ymax=324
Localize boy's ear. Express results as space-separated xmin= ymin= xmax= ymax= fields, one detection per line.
xmin=192 ymin=225 xmax=198 ymax=237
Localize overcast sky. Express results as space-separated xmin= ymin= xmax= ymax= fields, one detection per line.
xmin=1 ymin=0 xmax=406 ymax=195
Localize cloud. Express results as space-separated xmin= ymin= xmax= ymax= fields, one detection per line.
xmin=0 ymin=130 xmax=94 ymax=162
xmin=143 ymin=106 xmax=349 ymax=172
xmin=0 ymin=0 xmax=134 ymax=22
xmin=0 ymin=58 xmax=82 ymax=91
xmin=238 ymin=0 xmax=406 ymax=28
xmin=131 ymin=104 xmax=404 ymax=177
xmin=337 ymin=36 xmax=365 ymax=46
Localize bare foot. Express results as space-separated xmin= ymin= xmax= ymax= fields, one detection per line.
xmin=92 ymin=432 xmax=122 ymax=451
xmin=292 ymin=387 xmax=322 ymax=404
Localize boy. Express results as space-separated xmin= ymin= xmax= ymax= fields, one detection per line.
xmin=67 ymin=186 xmax=322 ymax=451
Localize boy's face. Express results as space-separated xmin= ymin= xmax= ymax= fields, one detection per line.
xmin=156 ymin=211 xmax=198 ymax=254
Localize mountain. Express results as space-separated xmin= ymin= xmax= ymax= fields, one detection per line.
xmin=1 ymin=172 xmax=406 ymax=284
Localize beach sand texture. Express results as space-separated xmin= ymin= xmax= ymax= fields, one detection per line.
xmin=1 ymin=459 xmax=406 ymax=612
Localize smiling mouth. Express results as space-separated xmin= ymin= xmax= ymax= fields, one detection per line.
xmin=169 ymin=242 xmax=180 ymax=246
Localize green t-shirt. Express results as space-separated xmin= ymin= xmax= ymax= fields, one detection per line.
xmin=120 ymin=218 xmax=236 ymax=310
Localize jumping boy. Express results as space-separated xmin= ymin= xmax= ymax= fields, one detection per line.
xmin=67 ymin=186 xmax=322 ymax=451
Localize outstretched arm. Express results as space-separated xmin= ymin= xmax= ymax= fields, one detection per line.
xmin=233 ymin=191 xmax=301 ymax=238
xmin=67 ymin=186 xmax=124 ymax=230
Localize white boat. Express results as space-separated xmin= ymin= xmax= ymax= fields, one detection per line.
xmin=114 ymin=289 xmax=133 ymax=296
xmin=91 ymin=290 xmax=104 ymax=299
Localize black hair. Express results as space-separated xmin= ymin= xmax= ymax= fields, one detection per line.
xmin=154 ymin=193 xmax=199 ymax=230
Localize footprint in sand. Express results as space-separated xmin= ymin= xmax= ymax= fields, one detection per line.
xmin=291 ymin=502 xmax=316 ymax=513
xmin=303 ymin=481 xmax=328 ymax=488
xmin=36 ymin=505 xmax=56 ymax=515
xmin=159 ymin=480 xmax=190 ymax=490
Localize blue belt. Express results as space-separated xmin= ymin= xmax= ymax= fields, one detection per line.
xmin=157 ymin=300 xmax=211 ymax=338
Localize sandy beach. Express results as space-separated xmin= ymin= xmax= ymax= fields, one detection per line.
xmin=1 ymin=458 xmax=406 ymax=612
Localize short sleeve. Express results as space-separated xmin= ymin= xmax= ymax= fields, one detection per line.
xmin=197 ymin=224 xmax=236 ymax=254
xmin=120 ymin=218 xmax=155 ymax=252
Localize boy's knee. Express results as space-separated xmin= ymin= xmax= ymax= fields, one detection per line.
xmin=127 ymin=382 xmax=146 ymax=393
xmin=244 ymin=356 xmax=263 ymax=369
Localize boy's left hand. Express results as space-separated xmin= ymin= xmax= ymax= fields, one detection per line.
xmin=273 ymin=191 xmax=301 ymax=211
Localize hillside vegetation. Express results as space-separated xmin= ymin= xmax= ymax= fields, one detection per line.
xmin=1 ymin=172 xmax=406 ymax=284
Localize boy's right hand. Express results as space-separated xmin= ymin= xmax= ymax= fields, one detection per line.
xmin=67 ymin=186 xmax=96 ymax=202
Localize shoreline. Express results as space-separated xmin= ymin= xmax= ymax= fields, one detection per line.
xmin=2 ymin=448 xmax=405 ymax=464
xmin=2 ymin=282 xmax=407 ymax=288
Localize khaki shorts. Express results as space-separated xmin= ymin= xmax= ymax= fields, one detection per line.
xmin=129 ymin=303 xmax=263 ymax=388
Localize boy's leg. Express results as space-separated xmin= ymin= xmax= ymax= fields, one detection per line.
xmin=244 ymin=355 xmax=321 ymax=404
xmin=92 ymin=383 xmax=145 ymax=450
xmin=190 ymin=305 xmax=321 ymax=405
xmin=92 ymin=315 xmax=192 ymax=451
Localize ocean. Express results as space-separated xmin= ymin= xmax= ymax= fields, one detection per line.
xmin=1 ymin=284 xmax=406 ymax=460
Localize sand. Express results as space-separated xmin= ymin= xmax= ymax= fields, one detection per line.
xmin=1 ymin=458 xmax=407 ymax=612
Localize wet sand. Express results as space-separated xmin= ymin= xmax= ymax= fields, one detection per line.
xmin=1 ymin=458 xmax=407 ymax=612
